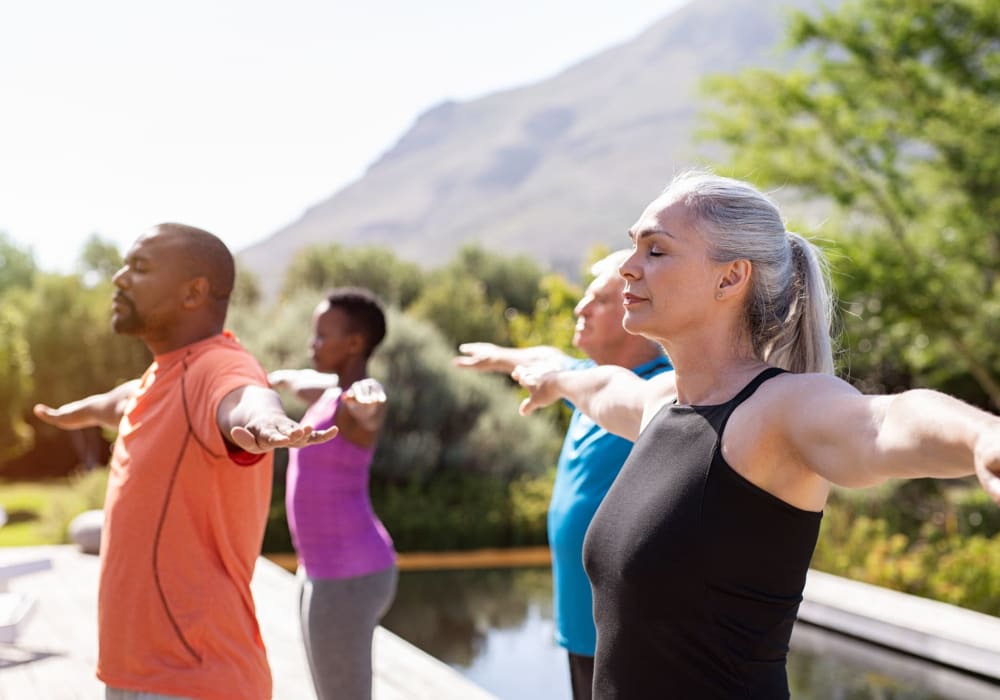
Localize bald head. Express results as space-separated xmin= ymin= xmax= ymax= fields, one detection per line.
xmin=152 ymin=223 xmax=235 ymax=303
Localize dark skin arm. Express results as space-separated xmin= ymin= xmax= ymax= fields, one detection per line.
xmin=34 ymin=379 xmax=142 ymax=431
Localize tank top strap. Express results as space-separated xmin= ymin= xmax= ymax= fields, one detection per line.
xmin=712 ymin=366 xmax=787 ymax=434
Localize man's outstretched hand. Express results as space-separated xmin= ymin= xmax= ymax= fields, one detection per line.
xmin=33 ymin=403 xmax=95 ymax=431
xmin=229 ymin=414 xmax=339 ymax=454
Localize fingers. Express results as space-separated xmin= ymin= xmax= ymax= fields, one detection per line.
xmin=305 ymin=425 xmax=339 ymax=445
xmin=519 ymin=396 xmax=539 ymax=416
xmin=267 ymin=370 xmax=291 ymax=388
xmin=344 ymin=379 xmax=387 ymax=405
xmin=33 ymin=404 xmax=55 ymax=420
xmin=512 ymin=365 xmax=558 ymax=414
xmin=33 ymin=403 xmax=85 ymax=430
xmin=974 ymin=433 xmax=1000 ymax=505
xmin=453 ymin=343 xmax=496 ymax=370
xmin=230 ymin=421 xmax=341 ymax=453
xmin=230 ymin=423 xmax=312 ymax=453
xmin=977 ymin=463 xmax=1000 ymax=504
xmin=229 ymin=426 xmax=262 ymax=452
xmin=511 ymin=364 xmax=539 ymax=386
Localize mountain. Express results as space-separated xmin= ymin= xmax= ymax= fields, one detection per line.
xmin=239 ymin=0 xmax=828 ymax=298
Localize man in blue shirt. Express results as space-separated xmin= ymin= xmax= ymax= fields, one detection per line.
xmin=455 ymin=250 xmax=671 ymax=700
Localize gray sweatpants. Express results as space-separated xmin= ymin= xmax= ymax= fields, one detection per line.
xmin=298 ymin=566 xmax=398 ymax=700
xmin=106 ymin=689 xmax=194 ymax=700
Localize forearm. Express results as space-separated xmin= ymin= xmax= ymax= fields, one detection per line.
xmin=34 ymin=379 xmax=140 ymax=431
xmin=548 ymin=365 xmax=646 ymax=440
xmin=269 ymin=369 xmax=339 ymax=402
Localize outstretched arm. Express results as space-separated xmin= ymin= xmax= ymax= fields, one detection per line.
xmin=336 ymin=378 xmax=388 ymax=447
xmin=512 ymin=364 xmax=675 ymax=441
xmin=33 ymin=379 xmax=141 ymax=431
xmin=779 ymin=375 xmax=1000 ymax=503
xmin=454 ymin=342 xmax=572 ymax=374
xmin=268 ymin=369 xmax=340 ymax=404
xmin=220 ymin=385 xmax=339 ymax=454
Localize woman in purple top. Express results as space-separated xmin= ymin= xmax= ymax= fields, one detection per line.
xmin=269 ymin=287 xmax=396 ymax=700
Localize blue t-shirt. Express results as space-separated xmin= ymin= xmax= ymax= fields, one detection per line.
xmin=547 ymin=354 xmax=673 ymax=655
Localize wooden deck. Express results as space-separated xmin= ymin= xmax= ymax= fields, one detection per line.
xmin=0 ymin=546 xmax=496 ymax=700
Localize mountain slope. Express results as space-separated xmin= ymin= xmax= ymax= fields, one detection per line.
xmin=240 ymin=0 xmax=826 ymax=297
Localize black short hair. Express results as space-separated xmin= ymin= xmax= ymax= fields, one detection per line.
xmin=325 ymin=287 xmax=387 ymax=358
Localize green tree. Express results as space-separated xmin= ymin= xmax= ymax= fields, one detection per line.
xmin=0 ymin=303 xmax=34 ymax=461
xmin=408 ymin=274 xmax=511 ymax=348
xmin=370 ymin=311 xmax=561 ymax=481
xmin=702 ymin=0 xmax=1000 ymax=408
xmin=0 ymin=232 xmax=36 ymax=295
xmin=507 ymin=273 xmax=581 ymax=353
xmin=445 ymin=244 xmax=545 ymax=315
xmin=232 ymin=265 xmax=262 ymax=308
xmin=12 ymin=274 xmax=151 ymax=414
xmin=281 ymin=244 xmax=425 ymax=308
xmin=78 ymin=233 xmax=122 ymax=279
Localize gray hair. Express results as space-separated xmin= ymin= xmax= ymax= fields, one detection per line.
xmin=662 ymin=171 xmax=835 ymax=374
xmin=589 ymin=249 xmax=632 ymax=279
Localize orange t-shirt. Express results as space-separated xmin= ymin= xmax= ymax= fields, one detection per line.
xmin=96 ymin=333 xmax=274 ymax=700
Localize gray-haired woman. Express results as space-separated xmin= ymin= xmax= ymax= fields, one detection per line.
xmin=513 ymin=171 xmax=1000 ymax=699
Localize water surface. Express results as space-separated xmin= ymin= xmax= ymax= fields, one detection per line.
xmin=381 ymin=567 xmax=1000 ymax=700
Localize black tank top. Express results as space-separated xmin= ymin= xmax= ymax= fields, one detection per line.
xmin=583 ymin=368 xmax=822 ymax=699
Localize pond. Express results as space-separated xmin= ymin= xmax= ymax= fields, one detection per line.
xmin=381 ymin=567 xmax=1000 ymax=700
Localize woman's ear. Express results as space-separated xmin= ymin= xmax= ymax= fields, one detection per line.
xmin=716 ymin=259 xmax=752 ymax=300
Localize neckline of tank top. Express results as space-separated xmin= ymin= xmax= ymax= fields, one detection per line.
xmin=664 ymin=367 xmax=785 ymax=411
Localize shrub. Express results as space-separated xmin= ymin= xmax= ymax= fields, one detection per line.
xmin=812 ymin=482 xmax=1000 ymax=616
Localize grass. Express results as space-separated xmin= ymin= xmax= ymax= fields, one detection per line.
xmin=0 ymin=469 xmax=108 ymax=547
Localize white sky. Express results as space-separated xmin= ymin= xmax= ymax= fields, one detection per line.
xmin=1 ymin=0 xmax=689 ymax=273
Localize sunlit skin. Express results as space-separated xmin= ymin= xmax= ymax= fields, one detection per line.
xmin=620 ymin=197 xmax=753 ymax=380
xmin=110 ymin=229 xmax=219 ymax=354
xmin=572 ymin=273 xmax=632 ymax=365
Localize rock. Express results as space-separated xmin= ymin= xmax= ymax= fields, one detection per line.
xmin=68 ymin=510 xmax=104 ymax=555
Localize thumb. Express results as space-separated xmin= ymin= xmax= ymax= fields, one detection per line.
xmin=519 ymin=396 xmax=538 ymax=416
xmin=229 ymin=426 xmax=261 ymax=453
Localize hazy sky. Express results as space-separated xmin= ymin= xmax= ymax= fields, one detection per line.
xmin=1 ymin=0 xmax=689 ymax=272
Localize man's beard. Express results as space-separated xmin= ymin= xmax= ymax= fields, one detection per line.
xmin=111 ymin=295 xmax=144 ymax=334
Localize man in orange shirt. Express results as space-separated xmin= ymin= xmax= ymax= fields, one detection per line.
xmin=34 ymin=223 xmax=335 ymax=700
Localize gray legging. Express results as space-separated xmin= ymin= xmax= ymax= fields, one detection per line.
xmin=298 ymin=566 xmax=398 ymax=700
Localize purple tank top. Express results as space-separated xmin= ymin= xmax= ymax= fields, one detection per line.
xmin=286 ymin=390 xmax=395 ymax=579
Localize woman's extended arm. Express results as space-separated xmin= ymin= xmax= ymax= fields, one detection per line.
xmin=513 ymin=364 xmax=675 ymax=441
xmin=776 ymin=374 xmax=1000 ymax=502
xmin=268 ymin=369 xmax=340 ymax=404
